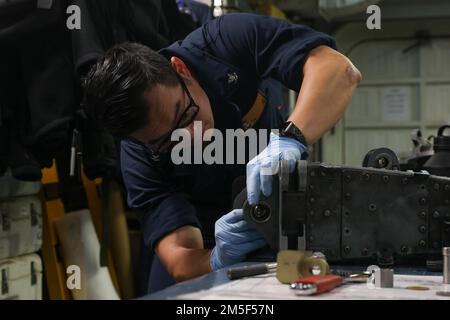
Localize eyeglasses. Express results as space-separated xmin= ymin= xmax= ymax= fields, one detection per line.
xmin=130 ymin=74 xmax=200 ymax=158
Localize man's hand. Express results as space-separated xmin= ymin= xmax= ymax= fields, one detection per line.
xmin=246 ymin=46 xmax=361 ymax=205
xmin=210 ymin=209 xmax=267 ymax=271
xmin=247 ymin=133 xmax=306 ymax=205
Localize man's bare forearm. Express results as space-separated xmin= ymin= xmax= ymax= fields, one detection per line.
xmin=168 ymin=247 xmax=212 ymax=282
xmin=156 ymin=226 xmax=212 ymax=282
xmin=288 ymin=46 xmax=362 ymax=145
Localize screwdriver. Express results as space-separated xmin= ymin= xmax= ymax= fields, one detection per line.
xmin=227 ymin=263 xmax=277 ymax=280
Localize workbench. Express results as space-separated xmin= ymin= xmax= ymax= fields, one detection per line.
xmin=142 ymin=263 xmax=450 ymax=300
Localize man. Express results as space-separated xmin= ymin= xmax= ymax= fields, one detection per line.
xmin=83 ymin=13 xmax=361 ymax=293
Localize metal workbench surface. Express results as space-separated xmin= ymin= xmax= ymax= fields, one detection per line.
xmin=141 ymin=263 xmax=448 ymax=300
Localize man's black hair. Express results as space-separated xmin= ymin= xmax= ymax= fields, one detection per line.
xmin=83 ymin=42 xmax=179 ymax=138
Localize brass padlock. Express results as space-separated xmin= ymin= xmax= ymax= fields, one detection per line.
xmin=276 ymin=250 xmax=330 ymax=284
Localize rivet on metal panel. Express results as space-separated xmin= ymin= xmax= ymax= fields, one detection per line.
xmin=383 ymin=175 xmax=389 ymax=183
xmin=361 ymin=248 xmax=369 ymax=256
xmin=419 ymin=225 xmax=427 ymax=233
xmin=344 ymin=246 xmax=351 ymax=254
xmin=419 ymin=211 xmax=427 ymax=219
xmin=323 ymin=210 xmax=331 ymax=217
xmin=369 ymin=204 xmax=377 ymax=212
xmin=420 ymin=198 xmax=427 ymax=206
xmin=419 ymin=240 xmax=427 ymax=247
xmin=345 ymin=174 xmax=351 ymax=183
xmin=434 ymin=211 xmax=440 ymax=219
xmin=401 ymin=245 xmax=408 ymax=253
xmin=403 ymin=178 xmax=409 ymax=185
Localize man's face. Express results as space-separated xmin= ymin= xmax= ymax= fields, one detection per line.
xmin=130 ymin=75 xmax=214 ymax=153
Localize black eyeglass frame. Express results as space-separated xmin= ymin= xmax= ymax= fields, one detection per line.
xmin=129 ymin=74 xmax=200 ymax=157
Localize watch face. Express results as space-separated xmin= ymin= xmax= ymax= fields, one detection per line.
xmin=282 ymin=121 xmax=306 ymax=145
xmin=286 ymin=122 xmax=298 ymax=135
xmin=283 ymin=121 xmax=295 ymax=132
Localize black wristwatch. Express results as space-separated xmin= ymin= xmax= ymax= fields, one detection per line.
xmin=279 ymin=121 xmax=308 ymax=146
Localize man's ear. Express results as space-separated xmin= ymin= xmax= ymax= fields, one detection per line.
xmin=170 ymin=57 xmax=193 ymax=80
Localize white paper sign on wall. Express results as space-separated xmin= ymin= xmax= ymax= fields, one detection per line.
xmin=382 ymin=86 xmax=412 ymax=121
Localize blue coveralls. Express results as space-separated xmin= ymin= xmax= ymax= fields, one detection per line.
xmin=120 ymin=13 xmax=337 ymax=294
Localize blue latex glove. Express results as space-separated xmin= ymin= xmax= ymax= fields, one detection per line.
xmin=210 ymin=209 xmax=267 ymax=271
xmin=247 ymin=132 xmax=307 ymax=205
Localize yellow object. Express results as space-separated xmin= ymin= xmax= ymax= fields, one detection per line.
xmin=81 ymin=173 xmax=121 ymax=297
xmin=276 ymin=250 xmax=329 ymax=284
xmin=257 ymin=3 xmax=287 ymax=20
xmin=40 ymin=162 xmax=71 ymax=300
xmin=41 ymin=161 xmax=123 ymax=299
xmin=108 ymin=180 xmax=135 ymax=299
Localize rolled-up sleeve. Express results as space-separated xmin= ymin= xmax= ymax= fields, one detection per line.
xmin=120 ymin=140 xmax=200 ymax=249
xmin=191 ymin=13 xmax=337 ymax=91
